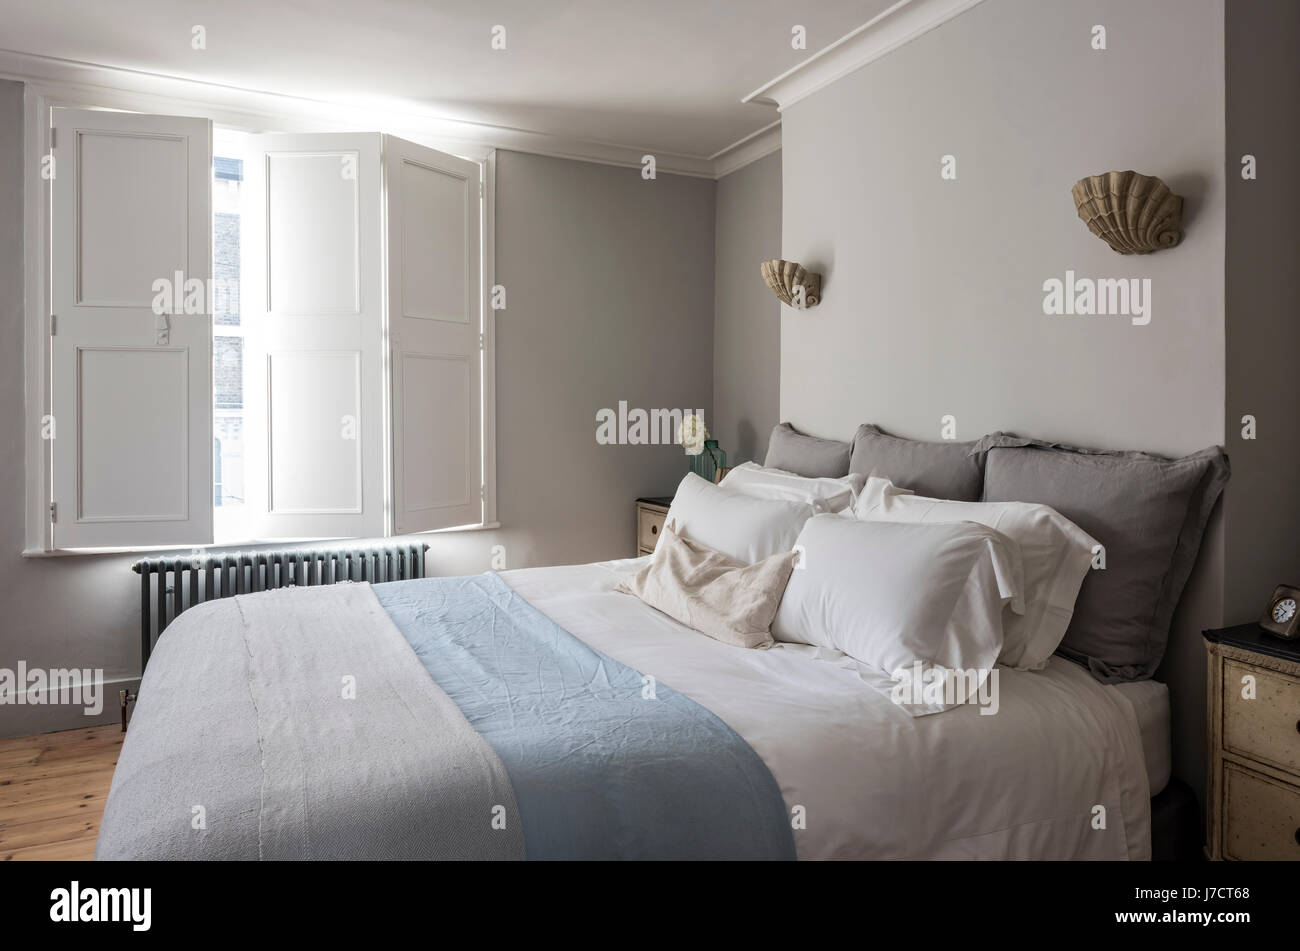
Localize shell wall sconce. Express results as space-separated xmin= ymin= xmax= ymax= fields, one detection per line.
xmin=1071 ymin=170 xmax=1183 ymax=254
xmin=760 ymin=259 xmax=821 ymax=308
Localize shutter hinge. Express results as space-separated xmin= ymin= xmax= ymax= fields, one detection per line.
xmin=479 ymin=180 xmax=484 ymax=198
xmin=480 ymin=484 xmax=486 ymax=500
xmin=50 ymin=127 xmax=55 ymax=149
xmin=49 ymin=314 xmax=56 ymax=336
xmin=478 ymin=333 xmax=484 ymax=350
xmin=49 ymin=501 xmax=57 ymax=523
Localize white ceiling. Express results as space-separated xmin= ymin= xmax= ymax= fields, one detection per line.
xmin=0 ymin=0 xmax=893 ymax=159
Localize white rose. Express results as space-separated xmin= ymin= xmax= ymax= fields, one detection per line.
xmin=680 ymin=413 xmax=707 ymax=455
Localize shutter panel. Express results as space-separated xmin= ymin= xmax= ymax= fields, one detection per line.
xmin=50 ymin=108 xmax=213 ymax=548
xmin=384 ymin=136 xmax=483 ymax=533
xmin=241 ymin=133 xmax=386 ymax=539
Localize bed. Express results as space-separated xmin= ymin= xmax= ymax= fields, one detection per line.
xmin=509 ymin=558 xmax=1156 ymax=859
xmin=100 ymin=420 xmax=1227 ymax=861
xmin=96 ymin=555 xmax=1155 ymax=861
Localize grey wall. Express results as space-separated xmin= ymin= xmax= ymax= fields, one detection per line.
xmin=446 ymin=149 xmax=715 ymax=570
xmin=1223 ymin=0 xmax=1300 ymax=623
xmin=779 ymin=0 xmax=1227 ymax=800
xmin=713 ymin=149 xmax=781 ymax=466
xmin=0 ymin=122 xmax=715 ymax=735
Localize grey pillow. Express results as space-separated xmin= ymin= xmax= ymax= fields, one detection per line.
xmin=848 ymin=424 xmax=984 ymax=501
xmin=764 ymin=423 xmax=851 ymax=478
xmin=978 ymin=435 xmax=1230 ymax=682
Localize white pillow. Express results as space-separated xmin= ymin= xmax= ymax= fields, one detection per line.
xmin=855 ymin=476 xmax=1097 ymax=670
xmin=664 ymin=472 xmax=813 ymax=564
xmin=719 ymin=462 xmax=866 ymax=513
xmin=772 ymin=515 xmax=1023 ymax=712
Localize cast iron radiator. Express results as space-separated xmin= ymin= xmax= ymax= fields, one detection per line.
xmin=131 ymin=543 xmax=430 ymax=670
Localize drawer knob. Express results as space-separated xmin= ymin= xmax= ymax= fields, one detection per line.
xmin=1295 ymin=827 xmax=1300 ymax=847
xmin=650 ymin=524 xmax=658 ymax=535
xmin=1295 ymin=719 xmax=1300 ymax=735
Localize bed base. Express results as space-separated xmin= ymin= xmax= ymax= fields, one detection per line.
xmin=1150 ymin=776 xmax=1202 ymax=861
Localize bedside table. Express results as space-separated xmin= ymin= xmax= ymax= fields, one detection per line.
xmin=1204 ymin=624 xmax=1300 ymax=860
xmin=635 ymin=496 xmax=672 ymax=557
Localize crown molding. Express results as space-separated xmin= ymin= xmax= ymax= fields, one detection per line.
xmin=743 ymin=0 xmax=987 ymax=111
xmin=0 ymin=47 xmax=726 ymax=177
xmin=0 ymin=0 xmax=989 ymax=183
xmin=710 ymin=120 xmax=782 ymax=178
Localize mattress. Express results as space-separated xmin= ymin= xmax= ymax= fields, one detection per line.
xmin=1111 ymin=679 xmax=1172 ymax=796
xmin=503 ymin=557 xmax=1152 ymax=860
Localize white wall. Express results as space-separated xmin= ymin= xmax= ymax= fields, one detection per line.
xmin=0 ymin=107 xmax=715 ymax=735
xmin=713 ymin=150 xmax=782 ymax=466
xmin=779 ymin=0 xmax=1227 ymax=799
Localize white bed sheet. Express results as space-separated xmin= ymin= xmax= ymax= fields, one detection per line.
xmin=502 ymin=558 xmax=1152 ymax=860
xmin=1112 ymin=679 xmax=1171 ymax=796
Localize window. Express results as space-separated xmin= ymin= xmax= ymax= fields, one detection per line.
xmin=212 ymin=147 xmax=245 ymax=519
xmin=43 ymin=108 xmax=491 ymax=551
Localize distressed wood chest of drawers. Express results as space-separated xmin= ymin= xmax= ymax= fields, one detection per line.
xmin=1204 ymin=624 xmax=1300 ymax=860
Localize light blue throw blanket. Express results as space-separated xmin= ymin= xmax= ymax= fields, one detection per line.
xmin=373 ymin=572 xmax=796 ymax=860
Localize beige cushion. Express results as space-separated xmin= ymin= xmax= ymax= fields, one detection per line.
xmin=618 ymin=522 xmax=797 ymax=649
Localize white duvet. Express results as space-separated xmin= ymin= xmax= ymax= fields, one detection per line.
xmin=503 ymin=558 xmax=1152 ymax=860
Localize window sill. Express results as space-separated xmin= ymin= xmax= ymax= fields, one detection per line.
xmin=20 ymin=521 xmax=502 ymax=558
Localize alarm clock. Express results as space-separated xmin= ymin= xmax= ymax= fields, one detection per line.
xmin=1259 ymin=584 xmax=1300 ymax=640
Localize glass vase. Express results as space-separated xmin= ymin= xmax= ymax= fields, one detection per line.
xmin=690 ymin=440 xmax=727 ymax=484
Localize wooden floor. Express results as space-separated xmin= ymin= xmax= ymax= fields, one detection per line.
xmin=0 ymin=726 xmax=122 ymax=860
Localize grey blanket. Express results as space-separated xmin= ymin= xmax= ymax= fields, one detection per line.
xmin=96 ymin=583 xmax=525 ymax=860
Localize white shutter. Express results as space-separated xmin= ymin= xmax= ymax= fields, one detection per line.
xmin=242 ymin=133 xmax=386 ymax=539
xmin=384 ymin=136 xmax=483 ymax=533
xmin=50 ymin=108 xmax=213 ymax=548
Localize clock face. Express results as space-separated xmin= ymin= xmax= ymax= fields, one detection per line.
xmin=1272 ymin=598 xmax=1297 ymax=624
